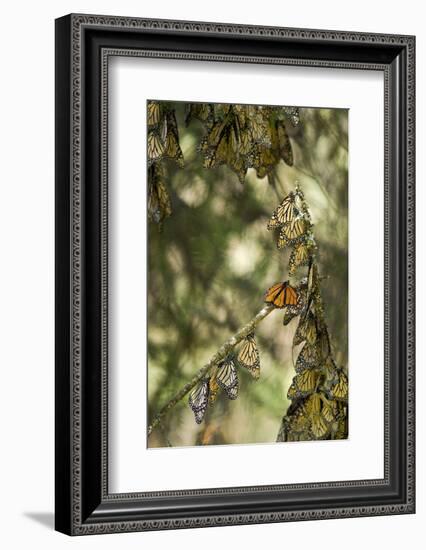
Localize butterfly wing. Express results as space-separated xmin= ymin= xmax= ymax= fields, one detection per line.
xmin=289 ymin=241 xmax=311 ymax=274
xmin=265 ymin=282 xmax=298 ymax=309
xmin=202 ymin=120 xmax=228 ymax=168
xmin=208 ymin=374 xmax=220 ymax=405
xmin=148 ymin=164 xmax=172 ymax=225
xmin=162 ymin=111 xmax=184 ymax=168
xmin=282 ymin=398 xmax=313 ymax=442
xmin=147 ymin=130 xmax=165 ymax=164
xmin=295 ymin=343 xmax=320 ymax=372
xmin=237 ymin=333 xmax=260 ymax=379
xmin=294 ymin=310 xmax=317 ymax=346
xmin=277 ymin=218 xmax=306 ymax=248
xmin=319 ymin=394 xmax=336 ymax=423
xmin=264 ymin=282 xmax=286 ymax=308
xmin=283 ymin=284 xmax=298 ymax=306
xmin=252 ymin=144 xmax=279 ymax=179
xmin=330 ymin=371 xmax=348 ymax=401
xmin=287 ymin=369 xmax=319 ymax=400
xmin=267 ymin=193 xmax=297 ymax=230
xmin=188 ymin=379 xmax=210 ymax=424
xmin=147 ymin=101 xmax=161 ymax=127
xmin=202 ymin=112 xmax=249 ymax=183
xmin=185 ymin=102 xmax=214 ymax=127
xmin=248 ymin=108 xmax=270 ymax=144
xmin=307 ymin=393 xmax=329 ymax=438
xmin=216 ymin=358 xmax=239 ymax=400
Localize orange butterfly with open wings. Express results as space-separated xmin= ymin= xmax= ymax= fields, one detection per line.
xmin=264 ymin=281 xmax=298 ymax=308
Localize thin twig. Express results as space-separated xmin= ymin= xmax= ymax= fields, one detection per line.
xmin=147 ymin=303 xmax=275 ymax=437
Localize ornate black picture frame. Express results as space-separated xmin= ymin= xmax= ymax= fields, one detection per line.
xmin=55 ymin=14 xmax=415 ymax=535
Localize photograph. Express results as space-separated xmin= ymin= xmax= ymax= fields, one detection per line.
xmin=52 ymin=11 xmax=415 ymax=537
xmin=0 ymin=0 xmax=419 ymax=546
xmin=146 ymin=100 xmax=349 ymax=448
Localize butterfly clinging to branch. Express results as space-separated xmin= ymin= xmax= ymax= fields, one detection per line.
xmin=277 ymin=218 xmax=307 ymax=248
xmin=267 ymin=192 xmax=298 ymax=229
xmin=237 ymin=333 xmax=260 ymax=380
xmin=216 ymin=356 xmax=239 ymax=400
xmin=264 ymin=281 xmax=298 ymax=309
xmin=188 ymin=379 xmax=210 ymax=424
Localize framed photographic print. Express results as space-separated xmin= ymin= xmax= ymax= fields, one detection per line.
xmin=55 ymin=14 xmax=415 ymax=535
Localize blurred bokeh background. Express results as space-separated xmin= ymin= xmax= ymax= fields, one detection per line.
xmin=147 ymin=103 xmax=348 ymax=448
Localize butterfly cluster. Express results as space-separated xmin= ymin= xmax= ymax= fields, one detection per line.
xmin=267 ymin=188 xmax=316 ymax=267
xmin=263 ymin=190 xmax=313 ymax=321
xmin=266 ymin=188 xmax=348 ymax=441
xmin=186 ymin=103 xmax=298 ymax=184
xmin=283 ymin=264 xmax=348 ymax=440
xmin=188 ymin=333 xmax=260 ymax=424
xmin=145 ymin=104 xmax=348 ymax=441
xmin=288 ymin=262 xmax=347 ymax=440
xmin=147 ymin=101 xmax=184 ymax=227
xmin=147 ymin=101 xmax=299 ymax=227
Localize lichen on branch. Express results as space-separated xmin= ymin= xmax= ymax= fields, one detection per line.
xmin=147 ymin=303 xmax=274 ymax=437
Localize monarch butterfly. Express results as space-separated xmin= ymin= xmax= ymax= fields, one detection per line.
xmin=237 ymin=333 xmax=260 ymax=380
xmin=277 ymin=218 xmax=307 ymax=249
xmin=201 ymin=116 xmax=248 ymax=183
xmin=147 ymin=130 xmax=165 ymax=164
xmin=282 ymin=279 xmax=308 ymax=327
xmin=287 ymin=369 xmax=319 ymax=400
xmin=185 ymin=102 xmax=214 ymax=127
xmin=334 ymin=401 xmax=348 ymax=440
xmin=306 ymin=393 xmax=329 ymax=438
xmin=147 ymin=100 xmax=161 ymax=127
xmin=264 ymin=281 xmax=298 ymax=309
xmin=188 ymin=379 xmax=210 ymax=424
xmin=282 ymin=398 xmax=313 ymax=442
xmin=330 ymin=370 xmax=348 ymax=401
xmin=202 ymin=113 xmax=235 ymax=152
xmin=163 ymin=111 xmax=184 ymax=168
xmin=295 ymin=343 xmax=320 ymax=372
xmin=247 ymin=109 xmax=270 ymax=144
xmin=238 ymin=125 xmax=253 ymax=157
xmin=228 ymin=105 xmax=255 ymax=155
xmin=289 ymin=240 xmax=311 ymax=274
xmin=252 ymin=118 xmax=293 ymax=176
xmin=216 ymin=357 xmax=239 ymax=400
xmin=294 ymin=310 xmax=318 ymax=347
xmin=147 ymin=164 xmax=172 ymax=225
xmin=323 ymin=356 xmax=339 ymax=385
xmin=319 ymin=394 xmax=336 ymax=423
xmin=233 ymin=104 xmax=250 ymax=129
xmin=267 ymin=193 xmax=297 ymax=230
xmin=252 ymin=144 xmax=279 ymax=179
xmin=215 ymin=103 xmax=233 ymax=118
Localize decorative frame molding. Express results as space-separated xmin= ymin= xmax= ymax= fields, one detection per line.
xmin=55 ymin=14 xmax=415 ymax=535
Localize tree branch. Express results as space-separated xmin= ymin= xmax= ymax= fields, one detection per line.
xmin=147 ymin=303 xmax=275 ymax=437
